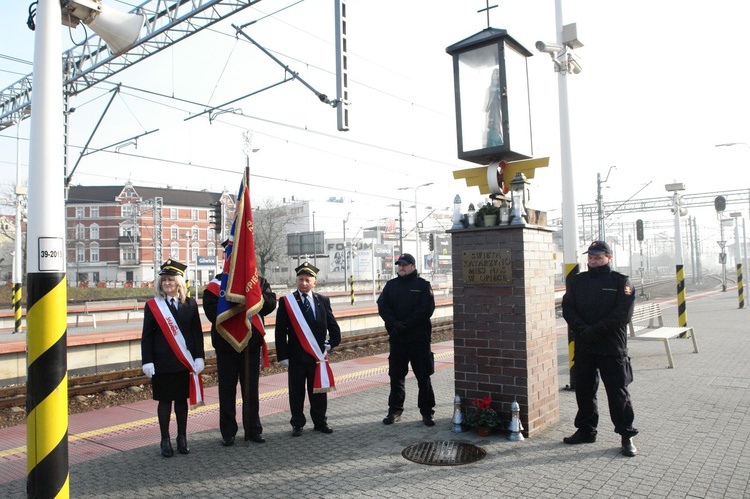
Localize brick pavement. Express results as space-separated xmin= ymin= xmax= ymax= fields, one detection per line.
xmin=0 ymin=289 xmax=749 ymax=498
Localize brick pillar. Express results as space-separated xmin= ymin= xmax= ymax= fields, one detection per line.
xmin=450 ymin=224 xmax=558 ymax=437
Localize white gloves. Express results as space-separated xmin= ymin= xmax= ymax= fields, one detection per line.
xmin=194 ymin=358 xmax=205 ymax=374
xmin=324 ymin=340 xmax=331 ymax=353
xmin=279 ymin=359 xmax=290 ymax=367
xmin=142 ymin=363 xmax=155 ymax=378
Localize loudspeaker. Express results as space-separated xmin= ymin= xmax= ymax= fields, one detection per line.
xmin=86 ymin=7 xmax=145 ymax=55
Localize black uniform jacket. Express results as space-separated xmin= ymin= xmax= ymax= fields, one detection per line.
xmin=203 ymin=275 xmax=277 ymax=353
xmin=562 ymin=264 xmax=635 ymax=356
xmin=274 ymin=291 xmax=341 ymax=364
xmin=377 ymin=271 xmax=435 ymax=343
xmin=141 ymin=297 xmax=205 ymax=374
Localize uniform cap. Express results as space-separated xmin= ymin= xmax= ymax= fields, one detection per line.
xmin=295 ymin=262 xmax=319 ymax=277
xmin=159 ymin=259 xmax=187 ymax=276
xmin=583 ymin=241 xmax=612 ymax=255
xmin=395 ymin=253 xmax=416 ymax=265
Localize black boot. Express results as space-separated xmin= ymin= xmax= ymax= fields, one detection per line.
xmin=160 ymin=438 xmax=174 ymax=457
xmin=176 ymin=435 xmax=190 ymax=454
xmin=621 ymin=436 xmax=637 ymax=457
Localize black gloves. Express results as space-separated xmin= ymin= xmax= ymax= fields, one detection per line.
xmin=577 ymin=325 xmax=601 ymax=343
xmin=390 ymin=322 xmax=406 ymax=336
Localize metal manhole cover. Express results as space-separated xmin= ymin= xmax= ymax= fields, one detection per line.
xmin=402 ymin=441 xmax=486 ymax=466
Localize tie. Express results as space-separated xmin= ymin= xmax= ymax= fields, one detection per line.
xmin=302 ymin=294 xmax=315 ymax=324
xmin=168 ymin=298 xmax=178 ymax=314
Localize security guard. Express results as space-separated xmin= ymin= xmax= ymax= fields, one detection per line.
xmin=377 ymin=253 xmax=436 ymax=426
xmin=562 ymin=240 xmax=638 ymax=456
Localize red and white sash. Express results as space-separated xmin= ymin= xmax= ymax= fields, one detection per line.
xmin=282 ymin=293 xmax=335 ymax=393
xmin=147 ymin=298 xmax=205 ymax=409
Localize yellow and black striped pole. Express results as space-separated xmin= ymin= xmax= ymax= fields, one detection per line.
xmin=12 ymin=280 xmax=22 ymax=334
xmin=349 ymin=275 xmax=355 ymax=305
xmin=731 ymin=214 xmax=745 ymax=309
xmin=26 ymin=1 xmax=69 ymax=496
xmin=564 ymin=262 xmax=580 ymax=390
xmin=670 ymin=188 xmax=689 ymax=337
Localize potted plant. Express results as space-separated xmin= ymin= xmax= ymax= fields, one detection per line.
xmin=476 ymin=202 xmax=500 ymax=227
xmin=464 ymin=396 xmax=502 ymax=436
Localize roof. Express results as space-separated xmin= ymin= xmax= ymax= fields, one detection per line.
xmin=67 ymin=184 xmax=230 ymax=207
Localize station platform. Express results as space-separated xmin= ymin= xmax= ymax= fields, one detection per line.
xmin=0 ymin=289 xmax=749 ymax=498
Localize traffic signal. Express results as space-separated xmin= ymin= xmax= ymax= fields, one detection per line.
xmin=636 ymin=219 xmax=644 ymax=241
xmin=428 ymin=233 xmax=435 ymax=252
xmin=209 ymin=202 xmax=222 ymax=230
xmin=714 ymin=195 xmax=726 ymax=213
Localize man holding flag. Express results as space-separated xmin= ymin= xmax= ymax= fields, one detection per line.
xmin=275 ymin=262 xmax=341 ymax=437
xmin=206 ymin=168 xmax=274 ymax=444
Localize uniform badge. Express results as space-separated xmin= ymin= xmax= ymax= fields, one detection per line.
xmin=624 ymin=284 xmax=633 ymax=296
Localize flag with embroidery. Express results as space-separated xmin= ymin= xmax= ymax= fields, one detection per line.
xmin=216 ymin=168 xmax=267 ymax=362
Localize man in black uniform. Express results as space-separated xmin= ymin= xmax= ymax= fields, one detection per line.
xmin=275 ymin=262 xmax=341 ymax=437
xmin=562 ymin=241 xmax=638 ymax=457
xmin=377 ymin=253 xmax=436 ymax=426
xmin=203 ymin=273 xmax=277 ymax=446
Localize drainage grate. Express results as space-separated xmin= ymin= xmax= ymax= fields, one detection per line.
xmin=402 ymin=441 xmax=486 ymax=466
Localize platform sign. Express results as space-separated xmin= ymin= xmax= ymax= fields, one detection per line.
xmin=197 ymin=256 xmax=217 ymax=266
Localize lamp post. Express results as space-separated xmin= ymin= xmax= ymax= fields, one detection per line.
xmin=185 ymin=232 xmax=193 ymax=296
xmin=343 ymin=213 xmax=350 ymax=291
xmin=596 ymin=166 xmax=616 ymax=241
xmin=715 ymin=143 xmax=750 ymax=290
xmin=398 ymin=182 xmax=433 ymax=268
xmin=730 ymin=212 xmax=745 ymax=309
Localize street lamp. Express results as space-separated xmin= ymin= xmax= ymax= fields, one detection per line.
xmin=597 ymin=166 xmax=616 ymax=241
xmin=184 ymin=232 xmax=193 ymax=296
xmin=398 ymin=182 xmax=433 ymax=268
xmin=666 ymin=182 xmax=689 ymax=330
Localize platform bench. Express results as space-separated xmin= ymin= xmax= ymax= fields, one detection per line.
xmin=628 ymin=302 xmax=698 ymax=368
xmin=75 ymin=299 xmax=140 ymax=328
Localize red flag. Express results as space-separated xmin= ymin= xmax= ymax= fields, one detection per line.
xmin=216 ymin=169 xmax=266 ymax=360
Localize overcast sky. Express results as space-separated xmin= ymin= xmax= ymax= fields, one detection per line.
xmin=1 ymin=0 xmax=749 ymax=248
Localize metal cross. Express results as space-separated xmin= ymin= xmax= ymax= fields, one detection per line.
xmin=478 ymin=1 xmax=498 ymax=29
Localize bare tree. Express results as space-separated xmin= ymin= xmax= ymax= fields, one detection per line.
xmin=252 ymin=199 xmax=297 ymax=277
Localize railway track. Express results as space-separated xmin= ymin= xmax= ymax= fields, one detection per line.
xmin=0 ymin=321 xmax=453 ymax=410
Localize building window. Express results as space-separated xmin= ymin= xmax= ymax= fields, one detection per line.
xmin=92 ymin=272 xmax=100 ymax=283
xmin=90 ymin=206 xmax=99 ymax=218
xmin=170 ymin=242 xmax=180 ymax=259
xmin=191 ymin=209 xmax=198 ymax=221
xmin=121 ymin=245 xmax=137 ymax=262
xmin=170 ymin=225 xmax=178 ymax=240
xmin=90 ymin=223 xmax=99 ymax=240
xmin=76 ymin=206 xmax=85 ymax=218
xmin=76 ymin=224 xmax=85 ymax=240
xmin=170 ymin=208 xmax=178 ymax=219
xmin=76 ymin=243 xmax=85 ymax=262
xmin=121 ymin=204 xmax=135 ymax=218
xmin=191 ymin=226 xmax=199 ymax=241
xmin=90 ymin=242 xmax=99 ymax=262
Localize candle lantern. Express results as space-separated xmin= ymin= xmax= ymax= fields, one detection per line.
xmin=509 ymin=172 xmax=529 ymax=226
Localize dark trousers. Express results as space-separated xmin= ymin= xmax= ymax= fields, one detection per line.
xmin=288 ymin=361 xmax=328 ymax=427
xmin=387 ymin=338 xmax=435 ymax=416
xmin=573 ymin=351 xmax=638 ymax=437
xmin=216 ymin=345 xmax=262 ymax=439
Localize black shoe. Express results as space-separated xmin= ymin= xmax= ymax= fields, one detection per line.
xmin=246 ymin=434 xmax=266 ymax=443
xmin=383 ymin=413 xmax=402 ymax=425
xmin=422 ymin=415 xmax=435 ymax=427
xmin=563 ymin=430 xmax=596 ymax=445
xmin=176 ymin=435 xmax=189 ymax=454
xmin=291 ymin=426 xmax=303 ymax=437
xmin=160 ymin=438 xmax=174 ymax=457
xmin=313 ymin=424 xmax=333 ymax=434
xmin=221 ymin=436 xmax=235 ymax=447
xmin=621 ymin=436 xmax=637 ymax=457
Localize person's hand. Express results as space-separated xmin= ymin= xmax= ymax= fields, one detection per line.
xmin=279 ymin=359 xmax=290 ymax=367
xmin=578 ymin=326 xmax=601 ymax=343
xmin=142 ymin=363 xmax=155 ymax=378
xmin=324 ymin=340 xmax=331 ymax=353
xmin=194 ymin=358 xmax=205 ymax=374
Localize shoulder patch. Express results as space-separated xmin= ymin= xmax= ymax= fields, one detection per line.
xmin=624 ymin=284 xmax=633 ymax=296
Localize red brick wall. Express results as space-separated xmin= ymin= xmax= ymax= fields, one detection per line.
xmin=450 ymin=224 xmax=559 ymax=437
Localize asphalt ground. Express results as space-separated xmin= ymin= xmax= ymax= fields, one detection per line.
xmin=0 ymin=288 xmax=748 ymax=498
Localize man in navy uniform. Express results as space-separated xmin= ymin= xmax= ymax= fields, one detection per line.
xmin=275 ymin=262 xmax=341 ymax=437
xmin=562 ymin=240 xmax=638 ymax=457
xmin=377 ymin=253 xmax=436 ymax=426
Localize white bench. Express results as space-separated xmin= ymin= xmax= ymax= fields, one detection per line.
xmin=628 ymin=303 xmax=698 ymax=368
xmin=75 ymin=299 xmax=140 ymax=328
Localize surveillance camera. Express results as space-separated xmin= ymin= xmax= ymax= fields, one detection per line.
xmin=535 ymin=41 xmax=563 ymax=54
xmin=568 ymin=57 xmax=582 ymax=74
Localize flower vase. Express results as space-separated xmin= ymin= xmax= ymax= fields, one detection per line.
xmin=477 ymin=426 xmax=492 ymax=437
xmin=483 ymin=214 xmax=498 ymax=227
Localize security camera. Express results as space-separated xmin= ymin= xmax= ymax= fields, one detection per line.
xmin=535 ymin=41 xmax=563 ymax=54
xmin=567 ymin=57 xmax=582 ymax=74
